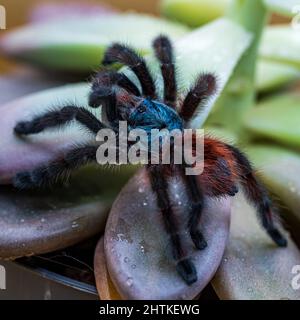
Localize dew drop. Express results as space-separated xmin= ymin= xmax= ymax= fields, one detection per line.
xmin=140 ymin=246 xmax=145 ymax=253
xmin=138 ymin=187 xmax=144 ymax=193
xmin=124 ymin=257 xmax=130 ymax=263
xmin=126 ymin=277 xmax=133 ymax=287
xmin=143 ymin=202 xmax=148 ymax=206
xmin=131 ymin=264 xmax=136 ymax=269
xmin=20 ymin=219 xmax=25 ymax=223
xmin=71 ymin=221 xmax=79 ymax=229
xmin=40 ymin=218 xmax=46 ymax=223
xmin=288 ymin=181 xmax=297 ymax=193
xmin=178 ymin=201 xmax=182 ymax=206
xmin=44 ymin=289 xmax=52 ymax=300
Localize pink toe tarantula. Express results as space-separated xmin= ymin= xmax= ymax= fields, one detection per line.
xmin=13 ymin=35 xmax=287 ymax=285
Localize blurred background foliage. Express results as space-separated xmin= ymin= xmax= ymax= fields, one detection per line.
xmin=1 ymin=0 xmax=160 ymax=28
xmin=0 ymin=0 xmax=160 ymax=73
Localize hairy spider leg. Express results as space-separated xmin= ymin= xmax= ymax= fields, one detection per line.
xmin=93 ymin=69 xmax=141 ymax=96
xmin=90 ymin=86 xmax=119 ymax=128
xmin=14 ymin=106 xmax=105 ymax=136
xmin=13 ymin=145 xmax=98 ymax=189
xmin=180 ymin=168 xmax=207 ymax=250
xmin=89 ymin=69 xmax=141 ymax=109
xmin=227 ymin=144 xmax=288 ymax=247
xmin=180 ymin=73 xmax=217 ymax=122
xmin=152 ymin=35 xmax=177 ymax=107
xmin=103 ymin=43 xmax=156 ymax=99
xmin=148 ymin=164 xmax=198 ymax=285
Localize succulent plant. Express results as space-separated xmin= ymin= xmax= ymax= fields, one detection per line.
xmin=0 ymin=0 xmax=300 ymax=300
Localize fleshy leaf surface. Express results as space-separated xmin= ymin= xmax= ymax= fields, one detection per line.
xmin=94 ymin=237 xmax=123 ymax=300
xmin=103 ymin=168 xmax=231 ymax=300
xmin=248 ymin=145 xmax=300 ymax=241
xmin=0 ymin=83 xmax=92 ymax=184
xmin=29 ymin=2 xmax=117 ymax=23
xmin=244 ymin=93 xmax=300 ymax=148
xmin=260 ymin=25 xmax=300 ymax=69
xmin=160 ymin=0 xmax=230 ymax=27
xmin=0 ymin=14 xmax=188 ymax=72
xmin=161 ymin=0 xmax=300 ymax=26
xmin=0 ymin=167 xmax=111 ymax=260
xmin=0 ymin=68 xmax=68 ymax=105
xmin=264 ymin=0 xmax=300 ymax=17
xmin=212 ymin=192 xmax=300 ymax=300
xmin=256 ymin=60 xmax=300 ymax=93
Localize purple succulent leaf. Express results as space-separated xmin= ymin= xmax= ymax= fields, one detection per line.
xmin=0 ymin=83 xmax=92 ymax=184
xmin=212 ymin=193 xmax=299 ymax=300
xmin=29 ymin=2 xmax=117 ymax=23
xmin=102 ymin=168 xmax=231 ymax=300
xmin=0 ymin=167 xmax=111 ymax=259
xmin=0 ymin=68 xmax=67 ymax=106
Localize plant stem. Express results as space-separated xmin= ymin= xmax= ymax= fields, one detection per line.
xmin=207 ymin=0 xmax=268 ymax=134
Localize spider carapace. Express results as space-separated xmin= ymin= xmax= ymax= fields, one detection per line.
xmin=13 ymin=36 xmax=287 ymax=285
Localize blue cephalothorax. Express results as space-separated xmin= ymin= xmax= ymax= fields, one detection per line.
xmin=128 ymin=98 xmax=183 ymax=133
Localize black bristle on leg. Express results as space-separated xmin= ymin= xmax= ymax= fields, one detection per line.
xmin=13 ymin=145 xmax=98 ymax=189
xmin=227 ymin=144 xmax=288 ymax=247
xmin=89 ymin=87 xmax=119 ymax=127
xmin=147 ymin=164 xmax=197 ymax=285
xmin=180 ymin=73 xmax=217 ymax=122
xmin=181 ymin=168 xmax=207 ymax=250
xmin=90 ymin=69 xmax=141 ymax=107
xmin=152 ymin=35 xmax=177 ymax=107
xmin=103 ymin=43 xmax=156 ymax=98
xmin=14 ymin=106 xmax=106 ymax=136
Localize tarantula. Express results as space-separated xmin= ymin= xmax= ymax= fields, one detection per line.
xmin=13 ymin=35 xmax=287 ymax=285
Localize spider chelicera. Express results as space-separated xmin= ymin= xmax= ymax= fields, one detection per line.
xmin=13 ymin=35 xmax=287 ymax=285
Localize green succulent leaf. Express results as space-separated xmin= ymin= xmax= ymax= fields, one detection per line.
xmin=207 ymin=0 xmax=267 ymax=133
xmin=264 ymin=0 xmax=300 ymax=17
xmin=160 ymin=0 xmax=230 ymax=28
xmin=161 ymin=0 xmax=300 ymax=26
xmin=244 ymin=93 xmax=300 ymax=149
xmin=204 ymin=126 xmax=238 ymax=143
xmin=260 ymin=25 xmax=300 ymax=69
xmin=0 ymin=13 xmax=188 ymax=72
xmin=256 ymin=60 xmax=300 ymax=93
